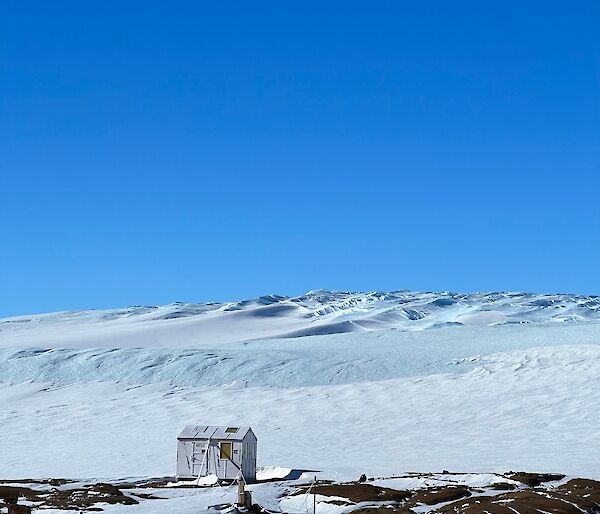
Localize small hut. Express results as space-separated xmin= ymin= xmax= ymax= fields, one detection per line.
xmin=176 ymin=425 xmax=257 ymax=482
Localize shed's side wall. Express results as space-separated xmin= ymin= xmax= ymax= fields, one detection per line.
xmin=242 ymin=431 xmax=257 ymax=482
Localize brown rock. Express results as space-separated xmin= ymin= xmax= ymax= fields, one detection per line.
xmin=8 ymin=505 xmax=32 ymax=514
xmin=506 ymin=472 xmax=565 ymax=487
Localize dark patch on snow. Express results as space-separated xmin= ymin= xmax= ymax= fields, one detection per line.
xmin=430 ymin=298 xmax=458 ymax=307
xmin=281 ymin=320 xmax=363 ymax=338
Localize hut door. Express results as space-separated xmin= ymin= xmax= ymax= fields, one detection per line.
xmin=192 ymin=440 xmax=209 ymax=476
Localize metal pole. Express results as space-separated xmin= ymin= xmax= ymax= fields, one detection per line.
xmin=313 ymin=476 xmax=317 ymax=514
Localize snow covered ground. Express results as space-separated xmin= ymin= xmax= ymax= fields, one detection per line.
xmin=2 ymin=471 xmax=555 ymax=514
xmin=1 ymin=290 xmax=599 ymax=512
xmin=2 ymin=341 xmax=600 ymax=479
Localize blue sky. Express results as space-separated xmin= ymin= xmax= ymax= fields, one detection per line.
xmin=1 ymin=1 xmax=599 ymax=316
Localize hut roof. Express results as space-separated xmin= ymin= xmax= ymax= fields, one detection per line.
xmin=178 ymin=425 xmax=254 ymax=441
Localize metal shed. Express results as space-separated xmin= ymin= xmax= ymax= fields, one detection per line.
xmin=176 ymin=425 xmax=257 ymax=482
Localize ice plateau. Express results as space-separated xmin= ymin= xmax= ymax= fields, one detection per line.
xmin=1 ymin=290 xmax=599 ymax=494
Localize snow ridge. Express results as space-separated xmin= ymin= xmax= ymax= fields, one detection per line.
xmin=1 ymin=290 xmax=599 ymax=348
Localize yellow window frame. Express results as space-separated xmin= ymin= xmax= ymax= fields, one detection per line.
xmin=220 ymin=441 xmax=233 ymax=460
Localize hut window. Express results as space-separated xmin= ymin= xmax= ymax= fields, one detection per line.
xmin=220 ymin=442 xmax=233 ymax=460
xmin=225 ymin=427 xmax=239 ymax=433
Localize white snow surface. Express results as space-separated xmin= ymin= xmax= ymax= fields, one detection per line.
xmin=2 ymin=290 xmax=599 ymax=348
xmin=1 ymin=290 xmax=600 ymax=513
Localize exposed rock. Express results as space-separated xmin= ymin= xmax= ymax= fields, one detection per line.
xmin=293 ymin=483 xmax=412 ymax=503
xmin=506 ymin=472 xmax=565 ymax=487
xmin=431 ymin=478 xmax=600 ymax=514
xmin=410 ymin=485 xmax=471 ymax=505
xmin=8 ymin=505 xmax=32 ymax=514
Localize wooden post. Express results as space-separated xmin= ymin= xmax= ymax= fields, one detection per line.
xmin=237 ymin=477 xmax=245 ymax=506
xmin=313 ymin=476 xmax=317 ymax=514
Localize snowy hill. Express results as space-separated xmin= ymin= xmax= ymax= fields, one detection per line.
xmin=1 ymin=289 xmax=600 ymax=494
xmin=1 ymin=290 xmax=599 ymax=348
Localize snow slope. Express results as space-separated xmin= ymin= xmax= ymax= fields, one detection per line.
xmin=1 ymin=290 xmax=600 ymax=492
xmin=1 ymin=290 xmax=599 ymax=348
xmin=0 ymin=323 xmax=599 ymax=387
xmin=1 ymin=343 xmax=600 ymax=480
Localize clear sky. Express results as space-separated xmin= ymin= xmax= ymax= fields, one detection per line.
xmin=1 ymin=1 xmax=599 ymax=316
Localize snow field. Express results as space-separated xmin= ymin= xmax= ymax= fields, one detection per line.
xmin=1 ymin=344 xmax=599 ymax=480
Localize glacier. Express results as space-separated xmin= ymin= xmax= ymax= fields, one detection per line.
xmin=1 ymin=290 xmax=599 ymax=490
xmin=2 ymin=290 xmax=599 ymax=348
